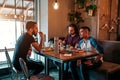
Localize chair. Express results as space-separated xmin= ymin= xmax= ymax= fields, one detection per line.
xmin=19 ymin=58 xmax=54 ymax=80
xmin=4 ymin=47 xmax=23 ymax=80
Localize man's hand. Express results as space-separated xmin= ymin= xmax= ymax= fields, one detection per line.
xmin=27 ymin=49 xmax=32 ymax=58
xmin=77 ymin=60 xmax=81 ymax=67
xmin=95 ymin=54 xmax=103 ymax=63
xmin=75 ymin=43 xmax=78 ymax=49
xmin=39 ymin=31 xmax=43 ymax=35
xmin=84 ymin=60 xmax=93 ymax=66
xmin=38 ymin=31 xmax=44 ymax=42
xmin=39 ymin=31 xmax=43 ymax=38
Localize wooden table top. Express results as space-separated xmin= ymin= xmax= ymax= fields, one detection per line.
xmin=40 ymin=48 xmax=98 ymax=63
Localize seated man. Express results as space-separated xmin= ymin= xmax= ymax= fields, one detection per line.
xmin=70 ymin=26 xmax=104 ymax=80
xmin=12 ymin=21 xmax=44 ymax=75
xmin=53 ymin=24 xmax=80 ymax=79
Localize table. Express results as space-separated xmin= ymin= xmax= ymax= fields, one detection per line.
xmin=39 ymin=48 xmax=98 ymax=80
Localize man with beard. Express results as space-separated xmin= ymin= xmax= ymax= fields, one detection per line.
xmin=62 ymin=24 xmax=80 ymax=48
xmin=12 ymin=21 xmax=44 ymax=75
xmin=54 ymin=24 xmax=81 ymax=80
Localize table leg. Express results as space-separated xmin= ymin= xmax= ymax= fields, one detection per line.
xmin=45 ymin=58 xmax=49 ymax=75
xmin=59 ymin=62 xmax=64 ymax=80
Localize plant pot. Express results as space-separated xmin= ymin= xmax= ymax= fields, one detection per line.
xmin=88 ymin=9 xmax=93 ymax=16
xmin=88 ymin=9 xmax=96 ymax=16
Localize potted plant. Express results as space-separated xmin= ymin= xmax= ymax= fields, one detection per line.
xmin=85 ymin=4 xmax=97 ymax=16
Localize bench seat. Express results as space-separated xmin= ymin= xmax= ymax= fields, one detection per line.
xmin=95 ymin=61 xmax=120 ymax=74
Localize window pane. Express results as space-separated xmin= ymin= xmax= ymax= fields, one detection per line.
xmin=0 ymin=51 xmax=13 ymax=64
xmin=0 ymin=20 xmax=21 ymax=49
xmin=0 ymin=20 xmax=21 ymax=62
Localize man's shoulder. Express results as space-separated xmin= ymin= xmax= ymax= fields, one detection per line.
xmin=79 ymin=39 xmax=84 ymax=43
xmin=88 ymin=37 xmax=96 ymax=41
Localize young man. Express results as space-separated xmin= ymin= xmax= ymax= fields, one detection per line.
xmin=63 ymin=24 xmax=81 ymax=79
xmin=54 ymin=24 xmax=80 ymax=80
xmin=12 ymin=21 xmax=44 ymax=75
xmin=71 ymin=26 xmax=104 ymax=80
xmin=62 ymin=24 xmax=80 ymax=47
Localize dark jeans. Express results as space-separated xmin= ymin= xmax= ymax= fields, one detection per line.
xmin=53 ymin=61 xmax=73 ymax=80
xmin=13 ymin=59 xmax=44 ymax=75
xmin=81 ymin=59 xmax=102 ymax=80
xmin=70 ymin=60 xmax=80 ymax=80
xmin=26 ymin=59 xmax=44 ymax=75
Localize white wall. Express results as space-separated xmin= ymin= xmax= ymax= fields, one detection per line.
xmin=40 ymin=0 xmax=48 ymax=45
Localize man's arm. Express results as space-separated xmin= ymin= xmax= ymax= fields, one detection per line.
xmin=31 ymin=32 xmax=43 ymax=51
xmin=90 ymin=38 xmax=104 ymax=63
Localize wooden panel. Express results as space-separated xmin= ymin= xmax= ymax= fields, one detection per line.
xmin=99 ymin=0 xmax=118 ymax=40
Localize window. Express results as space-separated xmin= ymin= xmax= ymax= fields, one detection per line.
xmin=0 ymin=20 xmax=36 ymax=63
xmin=0 ymin=20 xmax=21 ymax=63
xmin=0 ymin=20 xmax=21 ymax=49
xmin=0 ymin=0 xmax=44 ymax=65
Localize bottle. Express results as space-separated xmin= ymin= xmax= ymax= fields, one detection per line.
xmin=42 ymin=34 xmax=46 ymax=49
xmin=54 ymin=37 xmax=59 ymax=54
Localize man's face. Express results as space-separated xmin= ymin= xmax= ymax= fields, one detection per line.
xmin=79 ymin=29 xmax=89 ymax=38
xmin=68 ymin=27 xmax=75 ymax=35
xmin=32 ymin=24 xmax=38 ymax=36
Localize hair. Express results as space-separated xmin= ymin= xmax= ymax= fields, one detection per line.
xmin=26 ymin=21 xmax=37 ymax=30
xmin=80 ymin=26 xmax=91 ymax=32
xmin=67 ymin=24 xmax=79 ymax=35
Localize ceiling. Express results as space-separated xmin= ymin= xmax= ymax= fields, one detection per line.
xmin=0 ymin=0 xmax=34 ymax=20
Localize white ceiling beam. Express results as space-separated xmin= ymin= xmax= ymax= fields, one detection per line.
xmin=21 ymin=2 xmax=33 ymax=20
xmin=0 ymin=0 xmax=7 ymax=13
xmin=9 ymin=0 xmax=22 ymax=14
xmin=0 ymin=4 xmax=33 ymax=10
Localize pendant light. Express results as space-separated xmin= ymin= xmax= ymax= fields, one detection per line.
xmin=53 ymin=0 xmax=59 ymax=10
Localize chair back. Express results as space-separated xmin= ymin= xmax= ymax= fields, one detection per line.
xmin=5 ymin=47 xmax=14 ymax=70
xmin=19 ymin=58 xmax=30 ymax=79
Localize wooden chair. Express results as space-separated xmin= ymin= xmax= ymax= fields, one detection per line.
xmin=19 ymin=58 xmax=54 ymax=80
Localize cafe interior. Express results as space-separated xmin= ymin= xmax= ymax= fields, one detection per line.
xmin=0 ymin=0 xmax=120 ymax=80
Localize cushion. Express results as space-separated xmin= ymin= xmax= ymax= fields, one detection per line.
xmin=95 ymin=61 xmax=120 ymax=74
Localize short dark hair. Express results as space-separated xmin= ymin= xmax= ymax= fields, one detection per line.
xmin=67 ymin=24 xmax=79 ymax=35
xmin=26 ymin=21 xmax=37 ymax=30
xmin=80 ymin=26 xmax=91 ymax=32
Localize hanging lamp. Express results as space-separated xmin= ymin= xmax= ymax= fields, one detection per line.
xmin=53 ymin=0 xmax=59 ymax=10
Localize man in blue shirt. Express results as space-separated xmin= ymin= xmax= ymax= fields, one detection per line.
xmin=70 ymin=26 xmax=104 ymax=80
